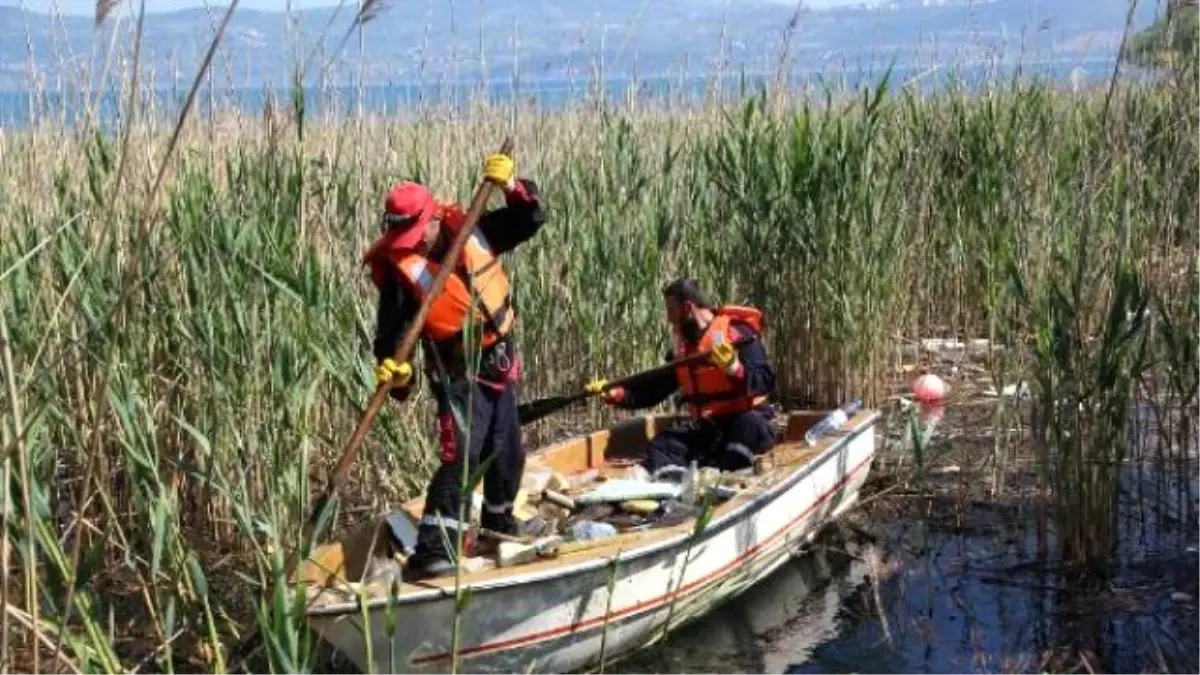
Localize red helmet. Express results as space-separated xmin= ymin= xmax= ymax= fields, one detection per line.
xmin=381 ymin=181 xmax=436 ymax=249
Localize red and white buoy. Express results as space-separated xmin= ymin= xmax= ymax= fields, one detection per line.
xmin=912 ymin=373 xmax=948 ymax=405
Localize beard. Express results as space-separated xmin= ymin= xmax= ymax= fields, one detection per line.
xmin=679 ymin=318 xmax=704 ymax=344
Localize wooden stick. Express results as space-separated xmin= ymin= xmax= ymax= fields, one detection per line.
xmin=541 ymin=489 xmax=576 ymax=511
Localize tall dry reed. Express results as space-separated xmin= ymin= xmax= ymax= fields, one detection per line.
xmin=0 ymin=26 xmax=1195 ymax=671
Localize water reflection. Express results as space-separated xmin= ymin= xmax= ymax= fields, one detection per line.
xmin=620 ymin=479 xmax=1199 ymax=674
xmin=619 ymin=528 xmax=868 ymax=673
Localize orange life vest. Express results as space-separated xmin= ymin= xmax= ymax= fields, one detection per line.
xmin=383 ymin=207 xmax=514 ymax=348
xmin=674 ymin=305 xmax=768 ymax=419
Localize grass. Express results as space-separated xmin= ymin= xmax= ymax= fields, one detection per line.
xmin=0 ymin=28 xmax=1197 ymax=672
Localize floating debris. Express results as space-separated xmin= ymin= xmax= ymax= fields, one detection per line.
xmin=982 ymin=381 xmax=1031 ymax=400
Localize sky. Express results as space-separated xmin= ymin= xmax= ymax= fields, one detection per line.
xmin=4 ymin=0 xmax=867 ymax=16
xmin=3 ymin=0 xmax=348 ymax=14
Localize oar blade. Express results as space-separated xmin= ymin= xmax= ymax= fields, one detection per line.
xmin=517 ymin=395 xmax=580 ymax=425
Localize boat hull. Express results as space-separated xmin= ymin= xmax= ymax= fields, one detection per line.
xmin=307 ymin=413 xmax=877 ymax=673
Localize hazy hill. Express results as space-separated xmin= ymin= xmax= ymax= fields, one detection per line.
xmin=0 ymin=0 xmax=1162 ymax=91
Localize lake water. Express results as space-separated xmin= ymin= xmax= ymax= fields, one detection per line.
xmin=0 ymin=56 xmax=1137 ymax=130
xmin=619 ymin=465 xmax=1199 ymax=674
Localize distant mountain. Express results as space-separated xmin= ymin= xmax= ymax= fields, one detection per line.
xmin=0 ymin=0 xmax=1162 ymax=91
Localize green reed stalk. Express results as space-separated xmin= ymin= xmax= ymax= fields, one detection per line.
xmin=0 ymin=44 xmax=1195 ymax=668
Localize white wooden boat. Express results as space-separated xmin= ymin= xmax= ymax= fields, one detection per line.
xmin=292 ymin=406 xmax=880 ymax=673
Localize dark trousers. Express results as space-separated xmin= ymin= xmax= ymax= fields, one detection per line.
xmin=642 ymin=408 xmax=777 ymax=477
xmin=413 ymin=373 xmax=525 ymax=562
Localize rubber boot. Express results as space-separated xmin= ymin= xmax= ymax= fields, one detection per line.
xmin=403 ymin=549 xmax=456 ymax=582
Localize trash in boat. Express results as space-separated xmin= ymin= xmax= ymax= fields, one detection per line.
xmin=521 ymin=466 xmax=553 ymax=492
xmin=571 ymin=520 xmax=618 ymax=541
xmin=574 ymin=479 xmax=684 ymax=505
xmin=521 ymin=466 xmax=571 ymax=494
xmin=542 ymin=489 xmax=576 ymax=511
xmin=382 ymin=459 xmax=749 ymax=577
xmin=461 ymin=557 xmax=496 ymax=573
xmin=498 ymin=535 xmax=564 ymax=567
xmin=513 ymin=489 xmax=540 ymax=522
xmin=604 ymin=513 xmax=646 ymax=530
xmin=711 ymin=484 xmax=739 ymax=500
xmin=650 ymin=465 xmax=689 ymax=483
xmin=361 ymin=555 xmax=406 ymax=585
xmin=537 ymin=499 xmax=572 ymax=523
xmin=519 ymin=515 xmax=555 ymax=538
xmin=384 ymin=511 xmax=419 ymax=558
xmin=574 ymin=502 xmax=617 ymax=521
xmin=656 ymin=500 xmax=699 ymax=528
xmin=620 ymin=499 xmax=660 ymax=515
xmin=684 ymin=465 xmax=727 ymax=503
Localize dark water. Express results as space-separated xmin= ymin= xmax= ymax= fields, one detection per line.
xmin=621 ymin=468 xmax=1200 ymax=675
xmin=0 ymin=56 xmax=1137 ymax=130
xmin=618 ymin=525 xmax=871 ymax=674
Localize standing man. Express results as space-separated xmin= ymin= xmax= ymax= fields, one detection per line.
xmin=589 ymin=278 xmax=777 ymax=478
xmin=362 ymin=151 xmax=545 ymax=580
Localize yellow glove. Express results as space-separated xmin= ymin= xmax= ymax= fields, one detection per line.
xmin=483 ymin=152 xmax=515 ymax=190
xmin=586 ymin=377 xmax=625 ymax=405
xmin=585 ymin=377 xmax=609 ymax=395
xmin=375 ymin=358 xmax=413 ymax=389
xmin=709 ymin=340 xmax=739 ymax=374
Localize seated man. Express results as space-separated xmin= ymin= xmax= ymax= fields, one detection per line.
xmin=590 ymin=278 xmax=778 ymax=478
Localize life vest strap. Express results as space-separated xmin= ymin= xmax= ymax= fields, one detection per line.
xmin=448 ymin=264 xmax=512 ymax=343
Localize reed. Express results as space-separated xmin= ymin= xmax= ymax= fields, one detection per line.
xmin=0 ymin=18 xmax=1196 ymax=670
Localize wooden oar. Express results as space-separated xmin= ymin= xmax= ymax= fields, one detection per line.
xmin=516 ymin=335 xmax=754 ymax=426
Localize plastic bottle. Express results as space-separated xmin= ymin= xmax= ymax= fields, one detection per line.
xmin=571 ymin=520 xmax=618 ymax=541
xmin=805 ymin=399 xmax=864 ymax=447
xmin=679 ymin=461 xmax=701 ymax=505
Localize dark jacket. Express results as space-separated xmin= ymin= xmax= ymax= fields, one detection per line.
xmin=614 ymin=320 xmax=775 ymax=414
xmin=372 ymin=179 xmax=545 ymax=395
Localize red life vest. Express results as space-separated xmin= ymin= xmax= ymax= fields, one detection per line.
xmin=369 ymin=204 xmax=514 ymax=348
xmin=674 ymin=305 xmax=768 ymax=419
